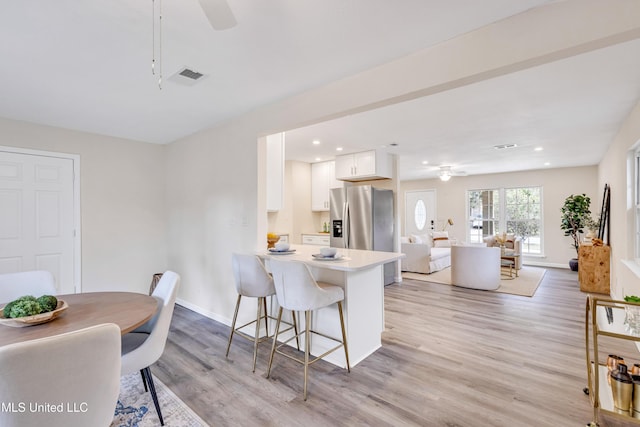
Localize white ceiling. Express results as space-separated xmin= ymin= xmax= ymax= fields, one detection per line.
xmin=2 ymin=1 xmax=639 ymax=181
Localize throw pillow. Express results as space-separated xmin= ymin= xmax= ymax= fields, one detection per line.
xmin=400 ymin=236 xmax=410 ymax=244
xmin=432 ymin=231 xmax=450 ymax=248
xmin=409 ymin=234 xmax=423 ymax=244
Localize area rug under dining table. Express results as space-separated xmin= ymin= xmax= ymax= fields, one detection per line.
xmin=112 ymin=373 xmax=209 ymax=427
xmin=402 ymin=265 xmax=546 ymax=297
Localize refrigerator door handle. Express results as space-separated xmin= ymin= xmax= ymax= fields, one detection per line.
xmin=344 ymin=201 xmax=350 ymax=249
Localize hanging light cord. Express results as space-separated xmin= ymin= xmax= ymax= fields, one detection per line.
xmin=151 ymin=0 xmax=163 ymax=90
xmin=158 ymin=0 xmax=163 ymax=90
xmin=151 ymin=0 xmax=155 ymax=76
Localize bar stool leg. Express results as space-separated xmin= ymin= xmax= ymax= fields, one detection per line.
xmin=252 ymin=297 xmax=263 ymax=373
xmin=262 ymin=297 xmax=269 ymax=337
xmin=225 ymin=294 xmax=242 ymax=357
xmin=267 ymin=307 xmax=284 ymax=378
xmin=292 ymin=311 xmax=300 ymax=351
xmin=337 ymin=301 xmax=350 ymax=372
xmin=303 ymin=310 xmax=311 ymax=401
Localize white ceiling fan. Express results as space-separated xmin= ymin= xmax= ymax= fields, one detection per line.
xmin=198 ymin=0 xmax=237 ymax=30
xmin=436 ymin=165 xmax=466 ymax=181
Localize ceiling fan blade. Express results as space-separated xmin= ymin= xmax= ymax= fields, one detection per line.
xmin=198 ymin=0 xmax=237 ymax=31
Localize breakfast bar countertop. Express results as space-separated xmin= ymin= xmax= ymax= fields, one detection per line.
xmin=260 ymin=244 xmax=405 ymax=271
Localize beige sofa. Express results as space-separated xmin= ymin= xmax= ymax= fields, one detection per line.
xmin=483 ymin=234 xmax=523 ymax=269
xmin=400 ymin=232 xmax=451 ymax=274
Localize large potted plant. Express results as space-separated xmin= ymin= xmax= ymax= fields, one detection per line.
xmin=560 ymin=193 xmax=591 ymax=271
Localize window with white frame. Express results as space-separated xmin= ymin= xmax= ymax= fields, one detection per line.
xmin=467 ymin=189 xmax=499 ymax=244
xmin=467 ymin=186 xmax=543 ymax=255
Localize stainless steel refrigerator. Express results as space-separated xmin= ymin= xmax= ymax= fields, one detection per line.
xmin=330 ymin=185 xmax=395 ymax=285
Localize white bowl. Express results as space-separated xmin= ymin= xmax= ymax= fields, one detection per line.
xmin=274 ymin=242 xmax=290 ymax=252
xmin=320 ymin=247 xmax=337 ymax=257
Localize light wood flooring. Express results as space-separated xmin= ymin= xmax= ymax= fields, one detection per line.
xmin=153 ymin=268 xmax=637 ymax=426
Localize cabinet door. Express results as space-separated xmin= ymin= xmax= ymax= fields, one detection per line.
xmin=311 ymin=162 xmax=328 ymax=211
xmin=302 ymin=234 xmax=318 ymax=245
xmin=335 ymin=154 xmax=354 ymax=179
xmin=327 ymin=161 xmax=342 ymax=189
xmin=354 ymin=150 xmax=376 ymax=177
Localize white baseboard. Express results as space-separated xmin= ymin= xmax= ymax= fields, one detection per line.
xmin=524 ymin=261 xmax=569 ymax=269
xmin=176 ymin=297 xmax=231 ymax=327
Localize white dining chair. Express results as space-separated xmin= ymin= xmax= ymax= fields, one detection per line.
xmin=121 ymin=270 xmax=180 ymax=426
xmin=0 ymin=323 xmax=121 ymax=427
xmin=0 ymin=270 xmax=57 ymax=303
xmin=267 ymin=258 xmax=350 ymax=401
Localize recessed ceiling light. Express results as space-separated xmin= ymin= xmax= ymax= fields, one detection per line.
xmin=422 ymin=160 xmax=429 ymax=165
xmin=336 ymin=147 xmax=343 ymax=151
xmin=544 ymin=162 xmax=551 ymax=166
xmin=390 ymin=143 xmax=399 ymax=147
xmin=312 ymin=140 xmax=320 ymax=145
xmin=534 ymin=147 xmax=544 ymax=151
xmin=315 ymin=157 xmax=321 ymax=161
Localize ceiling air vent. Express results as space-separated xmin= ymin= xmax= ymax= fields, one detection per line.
xmin=168 ymin=67 xmax=207 ymax=86
xmin=493 ymin=143 xmax=518 ymax=150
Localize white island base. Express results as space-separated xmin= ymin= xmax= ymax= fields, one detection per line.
xmin=262 ymin=244 xmax=404 ymax=368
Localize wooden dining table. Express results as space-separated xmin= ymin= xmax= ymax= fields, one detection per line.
xmin=0 ymin=292 xmax=159 ymax=347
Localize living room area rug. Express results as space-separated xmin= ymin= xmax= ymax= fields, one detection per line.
xmin=402 ymin=266 xmax=547 ymax=297
xmin=112 ymin=373 xmax=209 ymax=427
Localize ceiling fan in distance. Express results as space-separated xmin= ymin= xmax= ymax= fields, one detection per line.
xmin=198 ymin=0 xmax=237 ymax=30
xmin=436 ymin=166 xmax=466 ymax=182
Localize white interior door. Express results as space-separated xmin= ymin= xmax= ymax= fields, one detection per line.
xmin=405 ymin=190 xmax=436 ymax=237
xmin=0 ymin=150 xmax=77 ymax=294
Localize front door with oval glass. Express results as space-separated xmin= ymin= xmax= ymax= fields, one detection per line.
xmin=405 ymin=190 xmax=436 ymax=238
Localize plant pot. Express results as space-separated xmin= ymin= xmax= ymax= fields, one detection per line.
xmin=569 ymin=258 xmax=579 ymax=271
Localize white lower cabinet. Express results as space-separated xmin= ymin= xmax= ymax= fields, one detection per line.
xmin=301 ymin=234 xmax=330 ymax=246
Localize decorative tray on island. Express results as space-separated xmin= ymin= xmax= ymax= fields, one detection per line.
xmin=0 ymin=300 xmax=68 ymax=328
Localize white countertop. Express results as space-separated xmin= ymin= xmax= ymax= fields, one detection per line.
xmin=260 ymin=244 xmax=404 ymax=272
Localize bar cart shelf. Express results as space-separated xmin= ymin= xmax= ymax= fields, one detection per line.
xmin=585 ymin=295 xmax=640 ymax=426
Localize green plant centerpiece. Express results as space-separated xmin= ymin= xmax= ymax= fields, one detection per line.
xmin=560 ymin=193 xmax=591 ymax=271
xmin=1 ymin=294 xmax=58 ymax=318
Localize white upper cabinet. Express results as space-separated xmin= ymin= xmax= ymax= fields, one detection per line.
xmin=335 ymin=150 xmax=392 ymax=181
xmin=311 ymin=160 xmax=341 ymax=211
xmin=266 ymin=132 xmax=284 ymax=212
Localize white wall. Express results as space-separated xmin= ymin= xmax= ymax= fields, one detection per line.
xmin=400 ymin=166 xmax=598 ymax=268
xmin=0 ymin=117 xmax=167 ymax=294
xmin=599 ymin=102 xmax=640 ymax=298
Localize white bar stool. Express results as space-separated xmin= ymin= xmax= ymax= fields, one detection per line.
xmin=266 ymin=258 xmax=350 ymax=400
xmin=226 ymin=253 xmax=298 ymax=372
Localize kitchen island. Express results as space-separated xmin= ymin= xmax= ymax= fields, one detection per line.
xmin=260 ymin=244 xmax=404 ymax=367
